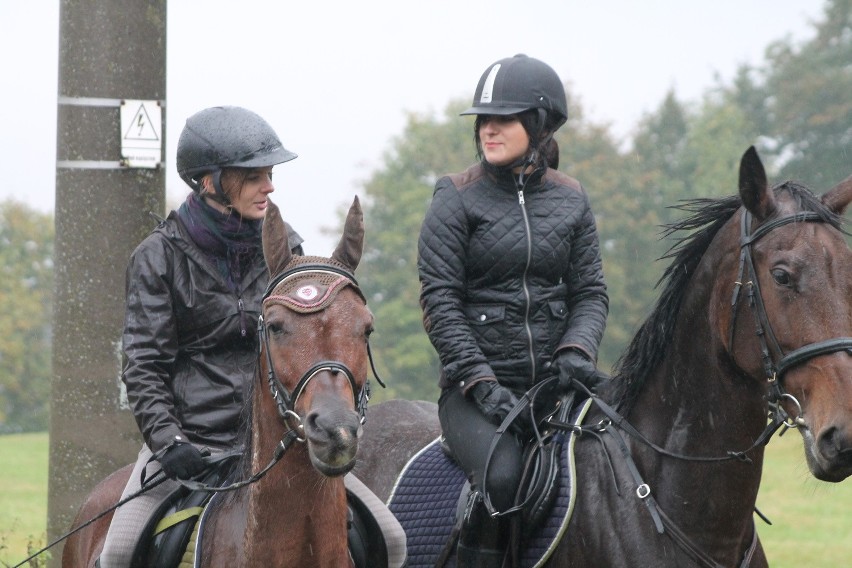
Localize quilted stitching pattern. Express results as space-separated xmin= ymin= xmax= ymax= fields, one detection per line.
xmin=418 ymin=164 xmax=608 ymax=390
xmin=388 ymin=441 xmax=467 ymax=566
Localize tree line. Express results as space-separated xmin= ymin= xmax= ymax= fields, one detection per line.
xmin=355 ymin=0 xmax=851 ymax=403
xmin=0 ymin=0 xmax=848 ymax=430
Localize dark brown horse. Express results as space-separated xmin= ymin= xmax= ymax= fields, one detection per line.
xmin=64 ymin=198 xmax=377 ymax=567
xmin=357 ymin=147 xmax=852 ymax=566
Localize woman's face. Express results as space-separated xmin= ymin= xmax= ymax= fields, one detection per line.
xmin=478 ymin=115 xmax=530 ymax=168
xmin=206 ymin=166 xmax=276 ymax=220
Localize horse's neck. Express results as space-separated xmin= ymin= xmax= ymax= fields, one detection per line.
xmin=240 ymin=414 xmax=352 ymax=566
xmin=626 ymin=277 xmax=767 ymax=542
xmin=244 ymin=454 xmax=350 ymax=565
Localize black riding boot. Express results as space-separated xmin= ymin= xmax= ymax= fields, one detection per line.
xmin=456 ymin=491 xmax=506 ymax=568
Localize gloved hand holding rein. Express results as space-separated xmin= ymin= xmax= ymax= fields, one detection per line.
xmin=556 ymin=348 xmax=605 ymax=394
xmin=158 ymin=440 xmax=207 ymax=480
xmin=467 ymin=380 xmax=518 ymax=424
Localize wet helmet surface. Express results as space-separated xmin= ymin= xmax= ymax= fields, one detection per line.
xmin=176 ymin=106 xmax=297 ymax=190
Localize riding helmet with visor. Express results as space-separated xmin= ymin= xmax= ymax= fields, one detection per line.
xmin=461 ymin=53 xmax=568 ymax=134
xmin=176 ymin=106 xmax=297 ymax=204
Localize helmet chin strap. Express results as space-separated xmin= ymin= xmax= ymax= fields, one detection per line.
xmin=510 ymin=108 xmax=551 ymax=178
xmin=200 ymin=170 xmax=232 ymax=207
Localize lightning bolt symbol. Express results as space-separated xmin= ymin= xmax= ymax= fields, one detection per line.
xmin=136 ymin=113 xmax=146 ymax=136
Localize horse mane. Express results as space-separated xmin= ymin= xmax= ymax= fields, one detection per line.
xmin=609 ymin=181 xmax=844 ymax=414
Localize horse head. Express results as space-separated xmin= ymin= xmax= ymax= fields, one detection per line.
xmin=727 ymin=146 xmax=852 ymax=482
xmin=257 ymin=197 xmax=371 ymax=477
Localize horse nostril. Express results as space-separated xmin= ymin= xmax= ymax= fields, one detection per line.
xmin=306 ymin=411 xmax=320 ymax=433
xmin=817 ymin=426 xmax=846 ymax=461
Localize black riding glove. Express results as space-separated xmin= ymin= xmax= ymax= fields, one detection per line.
xmin=556 ymin=349 xmax=604 ymax=394
xmin=468 ymin=380 xmax=520 ymax=426
xmin=159 ymin=442 xmax=206 ymax=480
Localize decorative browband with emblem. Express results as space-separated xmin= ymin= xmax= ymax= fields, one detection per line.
xmin=262 ymin=256 xmax=365 ymax=313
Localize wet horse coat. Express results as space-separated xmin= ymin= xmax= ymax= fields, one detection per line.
xmin=357 ymin=147 xmax=852 ymax=567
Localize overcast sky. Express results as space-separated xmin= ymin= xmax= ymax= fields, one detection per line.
xmin=1 ymin=0 xmax=826 ymax=253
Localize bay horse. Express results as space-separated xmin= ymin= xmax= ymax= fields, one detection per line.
xmin=63 ymin=197 xmax=381 ymax=567
xmin=356 ymin=147 xmax=852 ymax=566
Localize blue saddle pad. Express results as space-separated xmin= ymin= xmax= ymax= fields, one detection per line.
xmin=388 ymin=398 xmax=593 ymax=567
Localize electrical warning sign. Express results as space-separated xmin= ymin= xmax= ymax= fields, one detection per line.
xmin=120 ymin=99 xmax=163 ymax=168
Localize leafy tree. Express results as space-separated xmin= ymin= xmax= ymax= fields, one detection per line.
xmin=356 ymin=102 xmax=472 ymax=402
xmin=339 ymin=3 xmax=851 ymax=402
xmin=0 ymin=201 xmax=54 ymax=432
xmin=716 ymin=0 xmax=851 ymax=188
xmin=761 ymin=0 xmax=851 ymax=188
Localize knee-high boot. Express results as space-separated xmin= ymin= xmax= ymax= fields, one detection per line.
xmin=456 ymin=491 xmax=507 ymax=568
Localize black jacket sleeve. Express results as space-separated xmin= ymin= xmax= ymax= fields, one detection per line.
xmin=418 ymin=178 xmax=495 ymax=386
xmin=556 ymin=190 xmax=608 ymax=360
xmin=122 ymin=238 xmax=185 ymax=452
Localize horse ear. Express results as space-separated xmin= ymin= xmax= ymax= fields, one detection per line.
xmin=821 ymin=175 xmax=852 ymax=215
xmin=262 ymin=199 xmax=293 ymax=277
xmin=738 ymin=146 xmax=776 ymax=220
xmin=331 ymin=196 xmax=364 ymax=272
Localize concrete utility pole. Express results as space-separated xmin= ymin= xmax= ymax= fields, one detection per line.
xmin=48 ymin=1 xmax=166 ymax=563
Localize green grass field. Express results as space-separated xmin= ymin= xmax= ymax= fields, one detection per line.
xmin=0 ymin=433 xmax=50 ymax=567
xmin=1 ymin=430 xmax=850 ymax=567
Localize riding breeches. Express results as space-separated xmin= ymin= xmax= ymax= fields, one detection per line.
xmin=99 ymin=444 xmax=179 ymax=568
xmin=438 ymin=385 xmax=524 ymax=513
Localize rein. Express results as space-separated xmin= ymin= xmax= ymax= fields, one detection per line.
xmin=533 ymin=209 xmax=852 ymax=568
xmin=545 ymin=384 xmax=767 ymax=568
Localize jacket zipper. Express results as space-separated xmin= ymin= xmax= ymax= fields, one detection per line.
xmin=518 ymin=188 xmax=536 ymax=382
xmin=238 ymin=297 xmax=247 ymax=337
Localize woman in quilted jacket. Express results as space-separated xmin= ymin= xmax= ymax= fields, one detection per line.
xmin=417 ymin=54 xmax=609 ymax=566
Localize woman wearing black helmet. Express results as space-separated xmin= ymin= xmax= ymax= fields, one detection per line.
xmin=418 ymin=54 xmax=609 ymax=566
xmin=100 ymin=106 xmax=304 ymax=567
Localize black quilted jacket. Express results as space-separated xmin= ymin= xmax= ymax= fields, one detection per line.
xmin=122 ymin=211 xmax=303 ymax=453
xmin=418 ymin=163 xmax=608 ymax=392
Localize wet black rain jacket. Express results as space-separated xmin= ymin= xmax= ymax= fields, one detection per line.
xmin=122 ymin=211 xmax=302 ymax=453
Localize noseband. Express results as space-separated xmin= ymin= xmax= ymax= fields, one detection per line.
xmin=729 ymin=210 xmax=852 ymax=423
xmin=258 ymin=263 xmax=383 ymax=427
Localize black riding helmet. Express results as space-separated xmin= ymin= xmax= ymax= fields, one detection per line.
xmin=461 ymin=54 xmax=568 ymax=133
xmin=176 ymin=106 xmax=297 ymax=205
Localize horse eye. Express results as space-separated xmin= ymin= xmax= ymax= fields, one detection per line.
xmin=771 ymin=268 xmax=792 ymax=287
xmin=365 ymin=326 xmax=374 ymax=339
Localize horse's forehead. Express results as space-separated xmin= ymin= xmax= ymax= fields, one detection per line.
xmin=264 ymin=256 xmax=363 ymax=314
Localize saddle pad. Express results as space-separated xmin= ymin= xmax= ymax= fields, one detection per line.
xmin=388 ymin=398 xmax=593 ymax=568
xmin=387 ymin=439 xmax=467 ymax=566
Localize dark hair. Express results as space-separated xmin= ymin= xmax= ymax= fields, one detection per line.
xmin=473 ymin=110 xmax=560 ymax=170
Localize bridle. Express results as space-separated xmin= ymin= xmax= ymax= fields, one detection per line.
xmin=258 ymin=262 xmax=384 ymax=428
xmin=729 ymin=209 xmax=852 ymax=426
xmin=176 ymin=262 xmax=384 ymax=494
xmin=539 ymin=207 xmax=852 ymax=568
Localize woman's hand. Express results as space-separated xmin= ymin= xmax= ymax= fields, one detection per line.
xmin=556 ymin=349 xmax=605 ymax=394
xmin=468 ymin=380 xmax=519 ymax=425
xmin=159 ymin=442 xmax=206 ymax=479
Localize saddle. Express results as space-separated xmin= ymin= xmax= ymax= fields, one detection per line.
xmin=130 ymin=461 xmax=235 ymax=568
xmin=128 ymin=464 xmax=389 ymax=568
xmin=389 ymin=394 xmax=594 ymax=568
